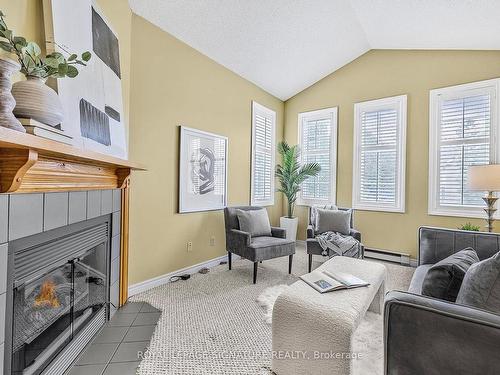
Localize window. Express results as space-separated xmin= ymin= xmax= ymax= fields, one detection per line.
xmin=298 ymin=107 xmax=338 ymax=206
xmin=429 ymin=79 xmax=500 ymax=218
xmin=352 ymin=95 xmax=407 ymax=212
xmin=251 ymin=101 xmax=276 ymax=206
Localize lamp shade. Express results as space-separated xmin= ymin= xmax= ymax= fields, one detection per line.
xmin=468 ymin=165 xmax=500 ymax=191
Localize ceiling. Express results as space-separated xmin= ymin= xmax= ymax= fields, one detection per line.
xmin=128 ymin=0 xmax=500 ymax=100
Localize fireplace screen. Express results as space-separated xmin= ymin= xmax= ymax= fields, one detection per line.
xmin=12 ymin=243 xmax=107 ymax=375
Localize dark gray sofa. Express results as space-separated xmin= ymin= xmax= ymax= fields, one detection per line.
xmin=224 ymin=206 xmax=295 ymax=283
xmin=384 ymin=227 xmax=500 ymax=375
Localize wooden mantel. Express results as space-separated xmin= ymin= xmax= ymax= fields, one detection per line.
xmin=0 ymin=126 xmax=145 ymax=306
xmin=0 ymin=126 xmax=144 ymax=193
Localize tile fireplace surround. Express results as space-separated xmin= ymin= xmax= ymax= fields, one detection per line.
xmin=0 ymin=190 xmax=122 ymax=375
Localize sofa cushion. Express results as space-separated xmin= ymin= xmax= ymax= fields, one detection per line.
xmin=316 ymin=208 xmax=351 ymax=235
xmin=235 ymin=208 xmax=271 ymax=237
xmin=408 ymin=264 xmax=433 ymax=294
xmin=421 ymin=248 xmax=479 ymax=302
xmin=456 ymin=252 xmax=500 ymax=314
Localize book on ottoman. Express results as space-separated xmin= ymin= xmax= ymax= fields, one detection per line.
xmin=300 ymin=269 xmax=369 ymax=293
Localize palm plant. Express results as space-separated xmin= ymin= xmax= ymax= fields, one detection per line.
xmin=276 ymin=141 xmax=321 ymax=218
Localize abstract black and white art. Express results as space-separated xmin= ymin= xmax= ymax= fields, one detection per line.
xmin=43 ymin=0 xmax=127 ymax=158
xmin=179 ymin=127 xmax=228 ymax=213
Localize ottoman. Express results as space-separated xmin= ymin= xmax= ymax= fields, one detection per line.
xmin=272 ymin=256 xmax=387 ymax=375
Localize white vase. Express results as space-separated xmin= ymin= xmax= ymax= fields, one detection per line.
xmin=280 ymin=216 xmax=298 ymax=241
xmin=12 ymin=76 xmax=64 ymax=127
xmin=0 ymin=57 xmax=25 ymax=132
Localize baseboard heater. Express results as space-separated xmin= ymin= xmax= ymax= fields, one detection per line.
xmin=364 ymin=247 xmax=413 ymax=266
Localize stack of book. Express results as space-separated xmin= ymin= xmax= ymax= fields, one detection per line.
xmin=19 ymin=118 xmax=73 ymax=145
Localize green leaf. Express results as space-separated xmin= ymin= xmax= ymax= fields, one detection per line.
xmin=47 ymin=51 xmax=65 ymax=64
xmin=3 ymin=29 xmax=12 ymax=40
xmin=57 ymin=62 xmax=68 ymax=77
xmin=66 ymin=65 xmax=78 ymax=78
xmin=0 ymin=40 xmax=13 ymax=52
xmin=0 ymin=10 xmax=5 ymax=17
xmin=30 ymin=67 xmax=46 ymax=78
xmin=25 ymin=41 xmax=41 ymax=57
xmin=68 ymin=53 xmax=77 ymax=61
xmin=13 ymin=36 xmax=26 ymax=46
xmin=43 ymin=56 xmax=59 ymax=68
xmin=81 ymin=51 xmax=91 ymax=62
xmin=22 ymin=55 xmax=33 ymax=67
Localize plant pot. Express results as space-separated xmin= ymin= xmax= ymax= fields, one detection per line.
xmin=0 ymin=57 xmax=25 ymax=132
xmin=280 ymin=216 xmax=298 ymax=241
xmin=12 ymin=75 xmax=64 ymax=127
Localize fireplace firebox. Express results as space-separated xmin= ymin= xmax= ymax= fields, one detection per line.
xmin=5 ymin=216 xmax=111 ymax=375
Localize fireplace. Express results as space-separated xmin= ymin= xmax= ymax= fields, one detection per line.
xmin=5 ymin=216 xmax=111 ymax=375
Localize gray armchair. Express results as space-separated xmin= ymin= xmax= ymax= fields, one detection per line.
xmin=224 ymin=206 xmax=296 ymax=283
xmin=306 ymin=206 xmax=364 ymax=272
xmin=384 ymin=227 xmax=500 ymax=375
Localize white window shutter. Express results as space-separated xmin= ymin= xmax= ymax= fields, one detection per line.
xmin=251 ymin=102 xmax=276 ymax=206
xmin=353 ymin=95 xmax=407 ymax=212
xmin=429 ymin=79 xmax=500 ymax=218
xmin=298 ymin=107 xmax=338 ymax=206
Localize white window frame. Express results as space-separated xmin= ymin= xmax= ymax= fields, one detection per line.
xmin=352 ymin=95 xmax=407 ymax=213
xmin=297 ymin=107 xmax=338 ymax=206
xmin=250 ymin=101 xmax=276 ymax=206
xmin=428 ymin=78 xmax=500 ymax=218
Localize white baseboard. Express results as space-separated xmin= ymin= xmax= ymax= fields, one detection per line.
xmin=128 ymin=253 xmax=239 ymax=296
xmin=364 ymin=247 xmax=416 ymax=267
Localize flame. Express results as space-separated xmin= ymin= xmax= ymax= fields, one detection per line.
xmin=34 ymin=280 xmax=60 ymax=308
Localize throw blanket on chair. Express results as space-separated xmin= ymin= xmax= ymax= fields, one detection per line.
xmin=316 ymin=231 xmax=361 ymax=258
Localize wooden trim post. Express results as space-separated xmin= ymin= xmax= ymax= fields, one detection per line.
xmin=119 ymin=177 xmax=130 ymax=306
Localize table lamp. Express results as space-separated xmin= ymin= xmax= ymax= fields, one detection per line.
xmin=468 ymin=164 xmax=500 ymax=232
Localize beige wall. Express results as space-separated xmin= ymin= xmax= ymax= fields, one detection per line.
xmin=5 ymin=1 xmax=500 ymax=273
xmin=0 ymin=1 xmax=284 ymax=286
xmin=285 ymin=50 xmax=500 ymax=258
xmin=127 ymin=15 xmax=284 ymax=285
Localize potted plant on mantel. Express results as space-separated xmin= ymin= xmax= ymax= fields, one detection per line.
xmin=0 ymin=10 xmax=90 ymax=132
xmin=276 ymin=141 xmax=321 ymax=240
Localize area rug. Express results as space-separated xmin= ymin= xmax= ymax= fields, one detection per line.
xmin=256 ymin=285 xmax=383 ymax=374
xmin=131 ymin=246 xmax=414 ymax=374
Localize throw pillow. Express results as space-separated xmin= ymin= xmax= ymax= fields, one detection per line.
xmin=421 ymin=248 xmax=479 ymax=302
xmin=456 ymin=252 xmax=500 ymax=314
xmin=236 ymin=209 xmax=272 ymax=237
xmin=311 ymin=205 xmax=338 ymax=232
xmin=315 ymin=208 xmax=351 ymax=235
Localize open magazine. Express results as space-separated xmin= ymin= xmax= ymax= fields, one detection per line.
xmin=300 ymin=269 xmax=369 ymax=293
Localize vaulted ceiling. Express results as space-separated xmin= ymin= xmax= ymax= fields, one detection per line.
xmin=128 ymin=0 xmax=500 ymax=100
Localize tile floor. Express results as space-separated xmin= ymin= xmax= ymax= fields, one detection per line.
xmin=67 ymin=302 xmax=160 ymax=375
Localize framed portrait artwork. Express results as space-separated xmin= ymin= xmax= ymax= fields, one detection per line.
xmin=179 ymin=127 xmax=228 ymax=213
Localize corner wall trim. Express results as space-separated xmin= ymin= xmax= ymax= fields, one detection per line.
xmin=128 ymin=253 xmax=239 ymax=297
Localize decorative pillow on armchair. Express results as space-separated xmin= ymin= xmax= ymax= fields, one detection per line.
xmin=456 ymin=252 xmax=500 ymax=314
xmin=421 ymin=248 xmax=479 ymax=302
xmin=311 ymin=205 xmax=337 ymax=232
xmin=235 ymin=209 xmax=272 ymax=237
xmin=315 ymin=208 xmax=351 ymax=235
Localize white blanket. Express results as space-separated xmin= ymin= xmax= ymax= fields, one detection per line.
xmin=316 ymin=231 xmax=361 ymax=258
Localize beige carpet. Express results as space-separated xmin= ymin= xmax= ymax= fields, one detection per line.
xmin=131 ymin=244 xmax=414 ymax=374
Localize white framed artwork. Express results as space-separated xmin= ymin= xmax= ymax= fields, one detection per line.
xmin=179 ymin=127 xmax=228 ymax=213
xmin=43 ymin=0 xmax=127 ymax=159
